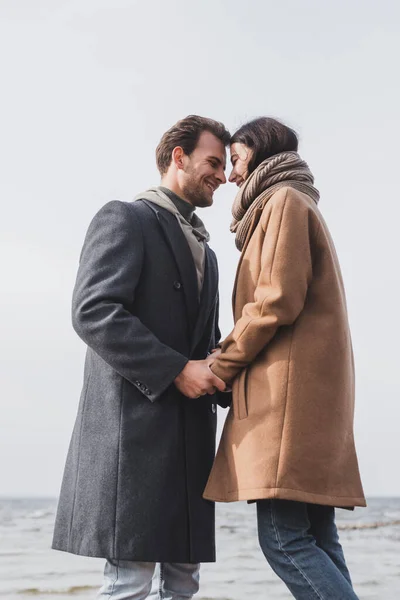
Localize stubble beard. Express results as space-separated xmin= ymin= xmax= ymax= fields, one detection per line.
xmin=181 ymin=166 xmax=212 ymax=208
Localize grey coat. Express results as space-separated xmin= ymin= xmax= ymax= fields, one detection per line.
xmin=52 ymin=199 xmax=230 ymax=562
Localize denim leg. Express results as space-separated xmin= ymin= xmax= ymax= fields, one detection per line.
xmin=257 ymin=499 xmax=359 ymax=600
xmin=307 ymin=503 xmax=353 ymax=587
xmin=159 ymin=562 xmax=200 ymax=600
xmin=97 ymin=560 xmax=156 ymax=600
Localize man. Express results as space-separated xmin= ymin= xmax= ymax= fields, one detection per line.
xmin=52 ymin=115 xmax=231 ymax=599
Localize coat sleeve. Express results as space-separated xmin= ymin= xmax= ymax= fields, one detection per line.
xmin=72 ymin=200 xmax=188 ymax=401
xmin=211 ymin=191 xmax=314 ymax=384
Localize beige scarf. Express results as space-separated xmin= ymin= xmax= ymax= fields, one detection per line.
xmin=134 ymin=187 xmax=209 ymax=295
xmin=231 ymin=151 xmax=320 ymax=251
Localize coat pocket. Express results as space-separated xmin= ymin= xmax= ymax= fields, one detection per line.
xmin=233 ymin=368 xmax=248 ymax=420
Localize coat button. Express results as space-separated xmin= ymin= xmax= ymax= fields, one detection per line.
xmin=211 ymin=404 xmax=217 ymax=413
xmin=173 ymin=281 xmax=182 ymax=290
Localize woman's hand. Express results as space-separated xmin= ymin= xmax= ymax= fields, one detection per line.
xmin=174 ymin=359 xmax=225 ymax=398
xmin=206 ymin=349 xmax=233 ymax=392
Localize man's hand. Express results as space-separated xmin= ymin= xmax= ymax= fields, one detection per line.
xmin=205 ymin=348 xmax=221 ymax=367
xmin=174 ymin=360 xmax=226 ymax=399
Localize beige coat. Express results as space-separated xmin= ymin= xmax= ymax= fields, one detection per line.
xmin=204 ymin=186 xmax=365 ymax=508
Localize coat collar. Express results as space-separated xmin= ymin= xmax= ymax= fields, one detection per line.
xmin=231 ymin=206 xmax=264 ymax=311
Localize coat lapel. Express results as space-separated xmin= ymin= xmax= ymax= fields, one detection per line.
xmin=190 ymin=246 xmax=218 ymax=354
xmin=231 ymin=207 xmax=264 ymax=312
xmin=146 ymin=204 xmax=199 ymax=332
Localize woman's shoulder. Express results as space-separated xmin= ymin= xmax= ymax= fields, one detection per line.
xmin=260 ymin=186 xmax=320 ymax=230
xmin=270 ymin=185 xmax=316 ymax=208
xmin=264 ymin=186 xmax=317 ymax=214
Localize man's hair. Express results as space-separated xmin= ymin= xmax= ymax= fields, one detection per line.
xmin=156 ymin=115 xmax=231 ymax=175
xmin=231 ymin=117 xmax=299 ymax=175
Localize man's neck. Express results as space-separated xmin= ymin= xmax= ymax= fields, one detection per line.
xmin=159 ymin=186 xmax=195 ymax=222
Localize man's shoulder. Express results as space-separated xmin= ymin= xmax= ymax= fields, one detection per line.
xmin=206 ymin=243 xmax=217 ymax=258
xmin=129 ymin=198 xmax=174 ymax=220
xmin=103 ymin=198 xmax=163 ymax=223
xmin=205 ymin=244 xmax=218 ymax=270
xmin=88 ymin=200 xmax=161 ymax=238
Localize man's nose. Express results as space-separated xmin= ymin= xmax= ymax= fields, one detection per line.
xmin=217 ymin=167 xmax=227 ymax=184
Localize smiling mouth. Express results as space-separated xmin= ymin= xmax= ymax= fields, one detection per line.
xmin=206 ymin=181 xmax=217 ymax=194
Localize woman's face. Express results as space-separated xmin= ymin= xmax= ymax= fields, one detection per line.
xmin=229 ymin=142 xmax=253 ymax=187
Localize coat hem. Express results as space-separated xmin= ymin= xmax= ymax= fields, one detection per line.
xmin=51 ymin=543 xmax=215 ymax=562
xmin=203 ymin=486 xmax=366 ymax=508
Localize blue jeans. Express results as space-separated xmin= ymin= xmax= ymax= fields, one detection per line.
xmin=97 ymin=560 xmax=200 ymax=600
xmin=257 ymin=499 xmax=359 ymax=599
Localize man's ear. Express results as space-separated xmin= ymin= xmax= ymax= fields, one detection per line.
xmin=171 ymin=146 xmax=185 ymax=170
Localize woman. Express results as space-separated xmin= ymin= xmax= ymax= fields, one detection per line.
xmin=204 ymin=117 xmax=365 ymax=599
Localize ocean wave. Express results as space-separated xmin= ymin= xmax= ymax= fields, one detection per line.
xmin=17 ymin=585 xmax=98 ymax=596
xmin=25 ymin=510 xmax=54 ymax=520
xmin=338 ymin=519 xmax=400 ymax=530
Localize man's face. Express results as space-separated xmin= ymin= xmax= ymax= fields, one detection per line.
xmin=180 ymin=131 xmax=227 ymax=207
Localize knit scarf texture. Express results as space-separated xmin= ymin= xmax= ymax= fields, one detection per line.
xmin=231 ymin=151 xmax=320 ymax=251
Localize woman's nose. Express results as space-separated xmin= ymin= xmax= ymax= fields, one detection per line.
xmin=228 ymin=169 xmax=236 ymax=183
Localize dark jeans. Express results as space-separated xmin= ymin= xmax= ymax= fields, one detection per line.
xmin=257 ymin=499 xmax=359 ymax=600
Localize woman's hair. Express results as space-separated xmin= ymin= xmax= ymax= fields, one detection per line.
xmin=231 ymin=117 xmax=298 ymax=175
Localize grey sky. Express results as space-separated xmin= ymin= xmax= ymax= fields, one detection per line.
xmin=1 ymin=0 xmax=399 ymax=497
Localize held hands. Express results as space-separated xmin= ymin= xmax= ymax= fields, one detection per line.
xmin=206 ymin=348 xmax=232 ymax=393
xmin=174 ymin=359 xmax=226 ymax=399
xmin=206 ymin=347 xmax=221 ymax=366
